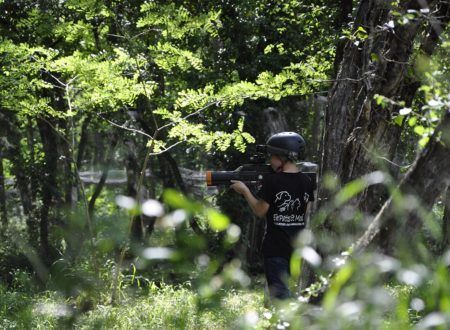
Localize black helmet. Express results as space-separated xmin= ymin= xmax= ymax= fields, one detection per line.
xmin=265 ymin=132 xmax=306 ymax=160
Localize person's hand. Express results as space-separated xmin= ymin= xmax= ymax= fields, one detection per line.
xmin=230 ymin=180 xmax=249 ymax=195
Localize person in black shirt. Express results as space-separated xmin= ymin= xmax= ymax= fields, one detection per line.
xmin=230 ymin=132 xmax=315 ymax=301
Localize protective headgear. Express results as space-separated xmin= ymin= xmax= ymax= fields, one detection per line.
xmin=265 ymin=132 xmax=306 ymax=161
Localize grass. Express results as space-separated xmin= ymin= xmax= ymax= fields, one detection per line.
xmin=0 ymin=283 xmax=270 ymax=329
xmin=77 ymin=287 xmax=266 ymax=329
xmin=2 ymin=273 xmax=449 ymax=329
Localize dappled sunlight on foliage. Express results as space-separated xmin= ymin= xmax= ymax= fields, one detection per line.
xmin=1 ymin=0 xmax=449 ymax=328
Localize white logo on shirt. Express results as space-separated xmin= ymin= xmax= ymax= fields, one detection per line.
xmin=275 ymin=191 xmax=301 ymax=212
xmin=273 ymin=191 xmax=308 ymax=227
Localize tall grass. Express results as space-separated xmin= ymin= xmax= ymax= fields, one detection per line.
xmin=0 ymin=282 xmax=269 ymax=329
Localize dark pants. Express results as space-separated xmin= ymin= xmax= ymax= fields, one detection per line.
xmin=264 ymin=256 xmax=291 ymax=300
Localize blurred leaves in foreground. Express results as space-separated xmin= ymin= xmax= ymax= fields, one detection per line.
xmin=1 ymin=182 xmax=449 ymax=329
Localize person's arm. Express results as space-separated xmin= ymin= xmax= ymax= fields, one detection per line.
xmin=230 ymin=180 xmax=269 ymax=218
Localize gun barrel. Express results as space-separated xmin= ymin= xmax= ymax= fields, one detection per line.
xmin=205 ymin=162 xmax=317 ymax=188
xmin=205 ymin=170 xmax=263 ymax=186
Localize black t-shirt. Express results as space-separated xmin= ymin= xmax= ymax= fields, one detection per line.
xmin=257 ymin=172 xmax=315 ymax=258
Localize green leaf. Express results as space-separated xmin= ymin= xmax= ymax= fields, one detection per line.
xmin=334 ymin=178 xmax=366 ymax=206
xmin=371 ymin=53 xmax=379 ymax=62
xmin=414 ymin=125 xmax=425 ymax=136
xmin=408 ymin=117 xmax=418 ymax=127
xmin=290 ymin=250 xmax=302 ymax=279
xmin=374 ymin=94 xmax=387 ymax=107
xmin=264 ymin=44 xmax=274 ymax=54
xmin=206 ymin=209 xmax=230 ymax=231
xmin=418 ymin=136 xmax=429 ymax=147
xmin=323 ymin=262 xmax=354 ymax=311
xmin=163 ymin=189 xmax=201 ymax=213
xmin=357 ymin=26 xmax=367 ymax=33
xmin=394 ymin=115 xmax=404 ymax=126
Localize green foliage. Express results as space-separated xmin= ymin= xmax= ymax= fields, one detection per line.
xmin=54 ymin=20 xmax=102 ymax=49
xmin=1 ymin=1 xmax=449 ymax=330
xmin=323 ymin=261 xmax=355 ymax=311
xmin=149 ymin=41 xmax=205 ymax=72
xmin=0 ymin=41 xmax=144 ymax=120
xmin=0 ymin=0 xmax=336 ymax=155
xmin=51 ymin=49 xmax=146 ymax=114
xmin=138 ymin=3 xmax=221 ymax=39
xmin=63 ymin=0 xmax=112 ymax=19
xmin=206 ymin=209 xmax=230 ymax=232
xmin=0 ymin=40 xmax=57 ymax=118
xmin=162 ymin=188 xmax=231 ymax=233
xmin=340 ymin=25 xmax=368 ymax=47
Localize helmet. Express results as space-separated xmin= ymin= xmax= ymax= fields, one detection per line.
xmin=266 ymin=132 xmax=306 ymax=160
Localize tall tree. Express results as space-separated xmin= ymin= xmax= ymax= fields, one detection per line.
xmin=301 ymin=0 xmax=450 ymax=300
xmin=441 ymin=187 xmax=450 ymax=253
xmin=0 ymin=146 xmax=7 ymax=235
xmin=320 ymin=0 xmax=450 ymax=229
xmin=355 ymin=110 xmax=450 ymax=255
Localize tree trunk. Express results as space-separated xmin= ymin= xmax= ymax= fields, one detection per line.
xmin=159 ymin=152 xmax=187 ymax=193
xmin=352 ymin=0 xmax=450 ymax=214
xmin=124 ymin=139 xmax=143 ymax=241
xmin=0 ymin=152 xmax=7 ymax=235
xmin=37 ymin=118 xmax=59 ymax=262
xmin=441 ymin=187 xmax=449 ymax=254
xmin=324 ymin=0 xmax=417 ymax=181
xmin=321 ymin=0 xmax=449 ymax=217
xmin=135 ymin=108 xmax=206 ymax=237
xmin=305 ymin=0 xmax=450 ymax=293
xmin=0 ymin=109 xmax=10 ymax=235
xmin=93 ymin=131 xmax=105 ymax=168
xmin=263 ymin=107 xmax=289 ymax=137
xmin=354 ymin=111 xmax=450 ymax=255
xmin=26 ymin=119 xmax=38 ymax=202
xmin=61 ymin=121 xmax=75 ymax=207
xmin=332 ymin=0 xmax=353 ymax=75
xmin=309 ymin=95 xmax=326 ymax=162
xmin=88 ymin=133 xmax=118 ymax=217
xmin=76 ymin=115 xmax=91 ymax=170
xmin=306 ymin=111 xmax=450 ymax=303
xmin=8 ymin=119 xmax=38 ymax=248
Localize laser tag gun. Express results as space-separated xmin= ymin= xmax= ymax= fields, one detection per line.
xmin=205 ymin=145 xmax=317 ymax=187
xmin=206 ymin=145 xmax=273 ymax=186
